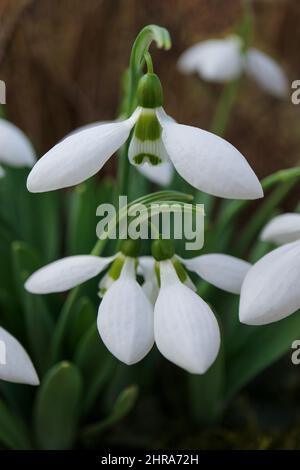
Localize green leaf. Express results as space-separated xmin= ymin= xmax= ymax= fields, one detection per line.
xmin=0 ymin=168 xmax=60 ymax=262
xmin=34 ymin=362 xmax=82 ymax=450
xmin=188 ymin=345 xmax=224 ymax=425
xmin=225 ymin=311 xmax=300 ymax=402
xmin=0 ymin=399 xmax=32 ymax=449
xmin=74 ymin=324 xmax=117 ymax=414
xmin=11 ymin=241 xmax=54 ymax=373
xmin=67 ymin=297 xmax=96 ymax=355
xmin=67 ymin=178 xmax=114 ymax=255
xmin=29 ymin=191 xmax=60 ymax=263
xmin=81 ymin=385 xmax=138 ymax=444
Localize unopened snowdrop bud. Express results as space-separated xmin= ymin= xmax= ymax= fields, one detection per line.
xmin=0 ymin=327 xmax=39 ymax=385
xmin=97 ymin=257 xmax=154 ymax=365
xmin=154 ymin=260 xmax=220 ymax=374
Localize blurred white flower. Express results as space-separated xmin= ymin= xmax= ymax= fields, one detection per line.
xmin=27 ymin=73 xmax=263 ymax=200
xmin=240 ymin=213 xmax=300 ymax=325
xmin=178 ymin=35 xmax=288 ymax=98
xmin=0 ymin=118 xmax=36 ymax=178
xmin=0 ymin=326 xmax=39 ymax=385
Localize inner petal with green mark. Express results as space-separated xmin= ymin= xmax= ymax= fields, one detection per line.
xmin=98 ymin=254 xmax=125 ymax=297
xmin=128 ymin=108 xmax=169 ymax=167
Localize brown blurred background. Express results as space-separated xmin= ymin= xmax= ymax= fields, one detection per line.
xmin=1 ymin=0 xmax=300 ymax=180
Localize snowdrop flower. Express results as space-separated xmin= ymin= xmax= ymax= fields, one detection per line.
xmin=24 ymin=243 xmax=154 ymax=365
xmin=240 ymin=213 xmax=300 ymax=325
xmin=27 ymin=72 xmax=263 ymax=200
xmin=0 ymin=326 xmax=39 ymax=385
xmin=149 ymin=241 xmax=251 ymax=373
xmin=0 ymin=118 xmax=36 ymax=177
xmin=178 ymin=35 xmax=288 ymax=98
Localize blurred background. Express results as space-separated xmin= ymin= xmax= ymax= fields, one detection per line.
xmin=1 ymin=0 xmax=300 ymax=179
xmin=2 ymin=0 xmax=300 ymax=450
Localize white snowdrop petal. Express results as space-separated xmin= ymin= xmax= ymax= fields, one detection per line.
xmin=0 ymin=118 xmax=36 ymax=167
xmin=180 ymin=254 xmax=251 ymax=294
xmin=142 ymin=279 xmax=159 ymax=305
xmin=138 ymin=256 xmax=155 ymax=278
xmin=25 ymin=255 xmax=116 ymax=294
xmin=178 ymin=37 xmax=243 ymax=82
xmin=138 ymin=257 xmax=159 ymax=304
xmin=154 ymin=260 xmax=220 ymax=374
xmin=64 ymin=121 xmax=111 ymax=138
xmin=260 ymin=213 xmax=300 ymax=245
xmin=246 ymin=49 xmax=288 ymax=98
xmin=0 ymin=327 xmax=39 ymax=385
xmin=239 ymin=241 xmax=300 ymax=325
xmin=158 ymin=113 xmax=263 ymax=199
xmin=97 ymin=258 xmax=154 ymax=365
xmin=27 ymin=109 xmax=140 ymax=192
xmin=137 ymin=161 xmax=174 ymax=186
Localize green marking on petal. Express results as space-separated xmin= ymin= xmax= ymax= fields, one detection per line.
xmin=172 ymin=258 xmax=187 ymax=283
xmin=134 ymin=109 xmax=162 ymax=141
xmin=133 ymin=153 xmax=161 ymax=165
xmin=108 ymin=255 xmax=125 ymax=281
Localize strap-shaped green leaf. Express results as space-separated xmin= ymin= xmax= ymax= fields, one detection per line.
xmin=11 ymin=241 xmax=54 ymax=374
xmin=0 ymin=399 xmax=32 ymax=449
xmin=225 ymin=311 xmax=300 ymax=402
xmin=74 ymin=324 xmax=116 ymax=414
xmin=34 ymin=362 xmax=82 ymax=450
xmin=67 ymin=297 xmax=96 ymax=355
xmin=80 ymin=385 xmax=138 ymax=445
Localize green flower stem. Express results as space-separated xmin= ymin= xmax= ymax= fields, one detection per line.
xmin=210 ymin=78 xmax=241 ymax=136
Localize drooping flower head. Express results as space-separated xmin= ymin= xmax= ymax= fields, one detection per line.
xmin=27 ymin=71 xmax=263 ymax=200
xmin=25 ymin=235 xmax=251 ymax=374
